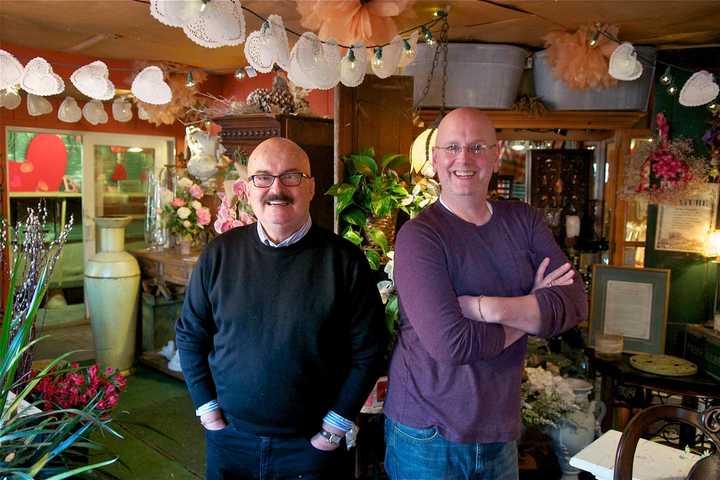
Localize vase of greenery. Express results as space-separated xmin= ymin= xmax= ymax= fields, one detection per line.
xmin=326 ymin=147 xmax=411 ymax=270
xmin=1 ymin=207 xmax=120 ymax=478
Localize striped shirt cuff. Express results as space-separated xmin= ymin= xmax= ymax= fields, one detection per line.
xmin=195 ymin=399 xmax=219 ymax=417
xmin=323 ymin=410 xmax=354 ymax=432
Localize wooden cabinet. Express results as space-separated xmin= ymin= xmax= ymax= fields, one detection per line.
xmin=214 ymin=114 xmax=335 ymax=232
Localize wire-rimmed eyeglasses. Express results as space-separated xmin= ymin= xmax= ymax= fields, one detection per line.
xmin=433 ymin=143 xmax=497 ymax=157
xmin=248 ymin=172 xmax=312 ymax=188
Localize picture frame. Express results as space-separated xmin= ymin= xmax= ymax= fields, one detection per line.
xmin=589 ymin=265 xmax=671 ymax=354
xmin=655 ymin=183 xmax=719 ymax=254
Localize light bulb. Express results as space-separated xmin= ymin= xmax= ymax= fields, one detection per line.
xmin=589 ymin=30 xmax=600 ymax=48
xmin=422 ymin=26 xmax=434 ymax=47
xmin=185 ymin=71 xmax=195 ymax=88
xmin=403 ymin=39 xmax=414 ymax=57
xmin=200 ymin=0 xmax=210 ymax=13
xmin=373 ymin=47 xmax=383 ymax=67
xmin=709 ymin=101 xmax=720 ymax=114
xmin=234 ymin=68 xmax=246 ymax=80
xmin=659 ymin=66 xmax=672 ymax=86
xmin=667 ymin=84 xmax=678 ymax=96
xmin=347 ymin=48 xmax=356 ymax=70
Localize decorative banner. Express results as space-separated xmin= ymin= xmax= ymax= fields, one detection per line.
xmin=0 ymin=49 xmax=24 ymax=90
xmin=679 ymin=70 xmax=719 ymax=107
xmin=608 ymin=42 xmax=642 ymax=81
xmin=131 ymin=66 xmax=172 ymax=105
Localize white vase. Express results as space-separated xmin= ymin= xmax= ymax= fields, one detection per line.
xmin=84 ymin=216 xmax=140 ymax=374
xmin=546 ymin=379 xmax=606 ymax=480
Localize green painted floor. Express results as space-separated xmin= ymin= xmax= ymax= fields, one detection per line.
xmin=94 ymin=365 xmax=204 ymax=480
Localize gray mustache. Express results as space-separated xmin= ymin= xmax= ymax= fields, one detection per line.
xmin=265 ymin=194 xmax=293 ymax=204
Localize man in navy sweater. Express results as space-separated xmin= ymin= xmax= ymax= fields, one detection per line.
xmin=177 ymin=137 xmax=386 ymax=479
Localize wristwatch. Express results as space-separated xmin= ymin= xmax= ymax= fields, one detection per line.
xmin=319 ymin=429 xmax=343 ymax=445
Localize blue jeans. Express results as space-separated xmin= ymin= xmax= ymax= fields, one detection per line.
xmin=384 ymin=418 xmax=518 ymax=480
xmin=205 ymin=424 xmax=347 ymax=480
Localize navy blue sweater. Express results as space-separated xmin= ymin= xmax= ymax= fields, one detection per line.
xmin=176 ymin=224 xmax=386 ymax=435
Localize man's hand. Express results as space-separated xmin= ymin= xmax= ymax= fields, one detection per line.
xmin=532 ymin=258 xmax=574 ymax=293
xmin=200 ymin=410 xmax=227 ymax=431
xmin=310 ymin=422 xmax=344 ymax=451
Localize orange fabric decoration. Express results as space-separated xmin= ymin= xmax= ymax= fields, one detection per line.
xmin=296 ymin=0 xmax=414 ymax=46
xmin=543 ymin=24 xmax=620 ymax=90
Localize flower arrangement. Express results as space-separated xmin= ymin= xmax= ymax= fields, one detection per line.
xmin=704 ymin=110 xmax=720 ymax=180
xmin=521 ymin=366 xmax=579 ymax=428
xmin=32 ymin=362 xmax=128 ymax=412
xmin=624 ymin=112 xmax=709 ymax=204
xmin=1 ymin=207 xmax=119 ymax=476
xmin=214 ymin=179 xmax=256 ymax=234
xmin=162 ymin=176 xmax=212 ymax=241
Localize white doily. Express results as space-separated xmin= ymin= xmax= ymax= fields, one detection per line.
xmin=71 ymin=61 xmax=116 ymax=100
xmin=608 ymin=43 xmax=642 ymax=81
xmin=371 ymin=35 xmax=403 ymax=79
xmin=20 ymin=57 xmax=64 ymax=96
xmin=680 ymin=70 xmax=719 ymax=107
xmin=398 ymin=31 xmax=419 ymax=68
xmin=0 ymin=89 xmax=21 ymax=110
xmin=150 ymin=0 xmax=203 ymax=27
xmin=288 ymin=50 xmax=316 ymax=90
xmin=340 ymin=44 xmax=368 ymax=87
xmin=244 ymin=14 xmax=290 ymax=73
xmin=112 ymin=98 xmax=133 ymax=122
xmin=58 ymin=96 xmax=82 ymax=122
xmin=27 ymin=93 xmax=52 ymax=116
xmin=293 ymin=32 xmax=340 ymax=90
xmin=182 ymin=0 xmax=246 ymax=48
xmin=269 ymin=14 xmax=290 ymax=70
xmin=83 ymin=100 xmax=108 ymax=125
xmin=132 ymin=66 xmax=172 ymax=105
xmin=0 ymin=49 xmax=23 ymax=90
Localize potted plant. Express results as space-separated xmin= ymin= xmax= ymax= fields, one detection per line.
xmin=0 ymin=208 xmax=121 ymax=478
xmin=325 ymin=147 xmax=411 ymax=270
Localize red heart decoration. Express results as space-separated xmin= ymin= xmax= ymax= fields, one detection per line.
xmin=8 ymin=134 xmax=67 ymax=192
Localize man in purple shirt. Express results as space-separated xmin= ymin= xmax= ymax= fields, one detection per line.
xmin=384 ymin=108 xmax=588 ymax=479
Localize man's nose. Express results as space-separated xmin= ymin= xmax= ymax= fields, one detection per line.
xmin=268 ymin=177 xmax=285 ymax=193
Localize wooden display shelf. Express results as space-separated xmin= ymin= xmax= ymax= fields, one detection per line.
xmin=418 ymin=109 xmax=647 ymax=130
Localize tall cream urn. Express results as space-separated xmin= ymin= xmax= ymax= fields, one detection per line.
xmin=84 ymin=216 xmax=140 ymax=374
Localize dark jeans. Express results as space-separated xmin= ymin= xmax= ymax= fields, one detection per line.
xmin=205 ymin=425 xmax=347 ymax=480
xmin=384 ymin=417 xmax=519 ymax=480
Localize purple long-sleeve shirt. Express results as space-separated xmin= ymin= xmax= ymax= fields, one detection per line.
xmin=385 ymin=200 xmax=587 ymax=443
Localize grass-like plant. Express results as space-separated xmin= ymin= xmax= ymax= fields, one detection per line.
xmin=0 ymin=206 xmax=121 ymax=479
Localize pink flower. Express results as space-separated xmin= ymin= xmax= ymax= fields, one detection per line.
xmin=189 ymin=184 xmax=204 ymax=199
xmin=233 ymin=180 xmax=248 ymax=200
xmin=171 ymin=197 xmax=186 ymax=207
xmin=237 ymin=212 xmax=256 ymax=225
xmin=196 ymin=207 xmax=211 ymax=226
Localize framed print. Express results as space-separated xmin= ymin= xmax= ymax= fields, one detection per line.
xmin=589 ymin=265 xmax=671 ymax=354
xmin=655 ymin=183 xmax=719 ymax=254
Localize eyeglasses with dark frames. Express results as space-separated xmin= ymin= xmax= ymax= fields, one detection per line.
xmin=248 ymin=172 xmax=312 ymax=188
xmin=434 ymin=143 xmax=497 ymax=157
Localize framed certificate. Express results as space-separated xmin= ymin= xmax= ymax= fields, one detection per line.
xmin=655 ymin=184 xmax=719 ymax=254
xmin=589 ymin=265 xmax=671 ymax=354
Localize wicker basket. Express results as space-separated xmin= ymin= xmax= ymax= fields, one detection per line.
xmin=366 ymin=212 xmax=398 ymax=250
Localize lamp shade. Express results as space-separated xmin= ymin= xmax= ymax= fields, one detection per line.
xmin=410 ymin=128 xmax=437 ymax=177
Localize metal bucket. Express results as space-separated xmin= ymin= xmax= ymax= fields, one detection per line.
xmin=403 ymin=43 xmax=528 ymax=109
xmin=533 ymin=47 xmax=656 ymax=111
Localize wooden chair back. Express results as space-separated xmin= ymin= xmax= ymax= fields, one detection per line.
xmin=613 ymin=404 xmax=720 ymax=480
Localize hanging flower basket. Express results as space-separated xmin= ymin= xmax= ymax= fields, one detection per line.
xmin=622 ymin=113 xmax=709 ymax=204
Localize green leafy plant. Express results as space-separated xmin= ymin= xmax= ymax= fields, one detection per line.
xmin=325 ymin=147 xmax=411 ymax=270
xmin=0 ymin=207 xmax=121 ymax=479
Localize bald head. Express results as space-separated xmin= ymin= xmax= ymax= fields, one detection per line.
xmin=248 ymin=137 xmax=311 ymax=176
xmin=436 ymin=108 xmax=497 ymax=147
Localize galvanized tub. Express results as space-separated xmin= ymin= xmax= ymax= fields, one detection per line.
xmin=403 ymin=43 xmax=528 ymax=109
xmin=533 ymin=47 xmax=657 ymax=111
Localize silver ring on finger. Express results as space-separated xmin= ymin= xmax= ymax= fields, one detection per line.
xmin=549 ymin=281 xmax=554 ymax=287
